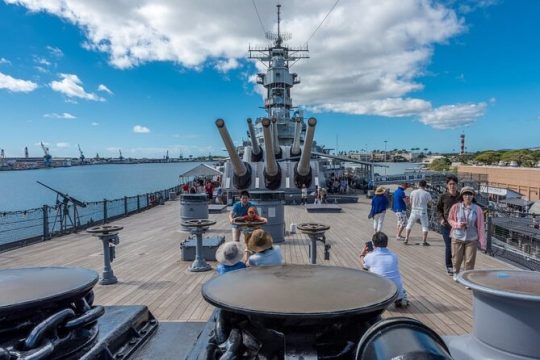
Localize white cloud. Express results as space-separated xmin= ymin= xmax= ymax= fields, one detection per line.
xmin=419 ymin=102 xmax=487 ymax=129
xmin=97 ymin=84 xmax=113 ymax=94
xmin=44 ymin=112 xmax=76 ymax=119
xmin=0 ymin=58 xmax=10 ymax=65
xmin=47 ymin=45 xmax=64 ymax=58
xmin=91 ymin=121 xmax=99 ymax=126
xmin=0 ymin=71 xmax=38 ymax=92
xmin=56 ymin=142 xmax=70 ymax=148
xmin=34 ymin=57 xmax=51 ymax=66
xmin=133 ymin=125 xmax=151 ymax=133
xmin=6 ymin=0 xmax=491 ymax=128
xmin=50 ymin=73 xmax=104 ymax=101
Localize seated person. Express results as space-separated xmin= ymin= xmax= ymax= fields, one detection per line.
xmin=234 ymin=206 xmax=268 ymax=224
xmin=246 ymin=229 xmax=283 ymax=267
xmin=215 ymin=242 xmax=246 ymax=275
xmin=360 ymin=232 xmax=409 ymax=307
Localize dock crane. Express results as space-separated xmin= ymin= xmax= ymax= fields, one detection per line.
xmin=119 ymin=149 xmax=124 ymax=161
xmin=78 ymin=144 xmax=85 ymax=164
xmin=40 ymin=142 xmax=52 ymax=167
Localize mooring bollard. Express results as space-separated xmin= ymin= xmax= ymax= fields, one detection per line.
xmin=297 ymin=223 xmax=331 ymax=264
xmin=181 ymin=219 xmax=217 ymax=272
xmin=87 ymin=225 xmax=123 ymax=285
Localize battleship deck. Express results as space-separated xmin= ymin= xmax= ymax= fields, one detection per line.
xmin=0 ymin=197 xmax=515 ymax=336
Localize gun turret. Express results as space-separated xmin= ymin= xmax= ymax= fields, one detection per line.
xmin=247 ymin=118 xmax=263 ymax=162
xmin=290 ymin=117 xmax=302 ymax=157
xmin=294 ymin=117 xmax=317 ymax=188
xmin=261 ymin=118 xmax=282 ymax=190
xmin=215 ymin=119 xmax=252 ymax=189
xmin=36 ymin=181 xmax=87 ymax=208
xmin=271 ymin=118 xmax=283 ymax=159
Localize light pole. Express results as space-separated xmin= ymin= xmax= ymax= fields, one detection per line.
xmin=384 ymin=140 xmax=388 ymax=175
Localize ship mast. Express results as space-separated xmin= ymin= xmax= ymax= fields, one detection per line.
xmin=248 ymin=4 xmax=309 ymax=146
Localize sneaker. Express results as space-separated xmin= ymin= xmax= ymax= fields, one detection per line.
xmin=394 ymin=299 xmax=403 ymax=308
xmin=453 ymin=273 xmax=458 ymax=282
xmin=396 ymin=236 xmax=405 ymax=241
xmin=422 ymin=242 xmax=430 ymax=246
xmin=446 ymin=267 xmax=454 ymax=275
xmin=403 ymin=239 xmax=409 ymax=245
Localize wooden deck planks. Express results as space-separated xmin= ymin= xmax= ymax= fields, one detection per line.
xmin=0 ymin=197 xmax=516 ymax=335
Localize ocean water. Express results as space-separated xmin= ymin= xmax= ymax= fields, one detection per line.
xmin=0 ymin=161 xmax=420 ymax=212
xmin=0 ymin=162 xmax=209 ymax=211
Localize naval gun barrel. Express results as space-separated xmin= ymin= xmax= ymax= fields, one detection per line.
xmin=271 ymin=118 xmax=283 ymax=159
xmin=247 ymin=118 xmax=263 ymax=162
xmin=294 ymin=117 xmax=317 ymax=188
xmin=290 ymin=117 xmax=302 ymax=157
xmin=261 ymin=118 xmax=282 ymax=190
xmin=215 ymin=119 xmax=252 ymax=189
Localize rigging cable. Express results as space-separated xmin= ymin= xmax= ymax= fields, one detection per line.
xmin=251 ymin=0 xmax=267 ymax=37
xmin=304 ymin=0 xmax=341 ymax=46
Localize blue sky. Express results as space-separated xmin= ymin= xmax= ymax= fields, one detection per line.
xmin=0 ymin=0 xmax=539 ymax=158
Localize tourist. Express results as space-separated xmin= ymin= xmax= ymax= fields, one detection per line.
xmin=229 ymin=191 xmax=254 ymax=242
xmin=392 ymin=183 xmax=409 ymax=241
xmin=369 ymin=186 xmax=388 ymax=233
xmin=235 ymin=206 xmax=267 ymax=224
xmin=313 ymin=185 xmax=321 ymax=204
xmin=215 ymin=185 xmax=223 ymax=204
xmin=404 ymin=180 xmax=432 ymax=246
xmin=320 ymin=187 xmax=328 ymax=204
xmin=205 ymin=180 xmax=214 ymax=201
xmin=215 ymin=242 xmax=247 ymax=275
xmin=447 ymin=186 xmax=486 ymax=281
xmin=436 ymin=175 xmax=460 ymax=275
xmin=360 ymin=232 xmax=409 ymax=307
xmin=246 ymin=229 xmax=283 ymax=267
xmin=301 ymin=184 xmax=308 ymax=205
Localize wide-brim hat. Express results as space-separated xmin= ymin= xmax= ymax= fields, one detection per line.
xmin=216 ymin=241 xmax=244 ymax=266
xmin=247 ymin=229 xmax=273 ymax=253
xmin=375 ymin=186 xmax=385 ymax=195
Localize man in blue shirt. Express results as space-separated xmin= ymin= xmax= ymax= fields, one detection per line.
xmin=229 ymin=190 xmax=254 ymax=242
xmin=392 ymin=183 xmax=409 ymax=241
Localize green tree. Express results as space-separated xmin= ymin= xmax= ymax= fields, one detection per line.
xmin=428 ymin=157 xmax=452 ymax=171
xmin=474 ymin=151 xmax=501 ymax=165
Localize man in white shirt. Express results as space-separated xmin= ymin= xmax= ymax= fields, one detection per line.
xmin=404 ymin=180 xmax=432 ymax=246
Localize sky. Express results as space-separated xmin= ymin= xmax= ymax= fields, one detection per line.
xmin=0 ymin=0 xmax=539 ymax=159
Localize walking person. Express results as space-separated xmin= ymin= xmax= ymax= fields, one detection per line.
xmin=392 ymin=183 xmax=409 ymax=241
xmin=369 ymin=186 xmax=388 ymax=233
xmin=447 ymin=187 xmax=486 ymax=281
xmin=301 ymin=184 xmax=308 ymax=205
xmin=404 ymin=180 xmax=432 ymax=246
xmin=436 ymin=175 xmax=460 ymax=275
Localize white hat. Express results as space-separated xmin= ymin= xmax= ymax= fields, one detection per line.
xmin=216 ymin=242 xmax=244 ymax=266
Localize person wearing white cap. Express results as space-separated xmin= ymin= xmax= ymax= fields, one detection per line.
xmin=447 ymin=186 xmax=486 ymax=281
xmin=215 ymin=242 xmax=247 ymax=275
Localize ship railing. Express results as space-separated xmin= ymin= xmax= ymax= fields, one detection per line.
xmin=0 ymin=185 xmax=181 ymax=252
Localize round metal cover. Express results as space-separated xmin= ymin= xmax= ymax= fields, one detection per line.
xmin=459 ymin=270 xmax=540 ymax=301
xmin=202 ymin=265 xmax=397 ymax=319
xmin=87 ymin=224 xmax=123 ymax=234
xmin=0 ymin=267 xmax=98 ymax=315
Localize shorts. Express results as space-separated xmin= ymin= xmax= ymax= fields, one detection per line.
xmin=395 ymin=211 xmax=407 ymax=227
xmin=406 ymin=210 xmax=429 ymax=232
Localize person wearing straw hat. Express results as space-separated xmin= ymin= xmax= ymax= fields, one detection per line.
xmin=369 ymin=186 xmax=389 ymax=233
xmin=447 ymin=186 xmax=486 ymax=281
xmin=246 ymin=228 xmax=283 ymax=267
xmin=215 ymin=242 xmax=247 ymax=275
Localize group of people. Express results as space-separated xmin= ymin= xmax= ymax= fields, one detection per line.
xmin=216 ymin=190 xmax=283 ymax=275
xmin=369 ymin=176 xmax=486 ymax=281
xmin=181 ymin=178 xmax=223 ymax=203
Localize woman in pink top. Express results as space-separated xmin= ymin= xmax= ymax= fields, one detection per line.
xmin=447 ymin=186 xmax=486 ymax=281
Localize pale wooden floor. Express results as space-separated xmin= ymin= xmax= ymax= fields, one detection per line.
xmin=0 ymin=198 xmax=515 ymax=336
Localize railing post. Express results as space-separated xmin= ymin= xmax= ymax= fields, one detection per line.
xmin=146 ymin=193 xmax=150 ymax=209
xmin=486 ymin=213 xmax=493 ymax=256
xmin=124 ymin=196 xmax=128 ymax=215
xmin=137 ymin=195 xmax=141 ymax=212
xmin=103 ymin=199 xmax=108 ymax=224
xmin=42 ymin=205 xmax=50 ymax=240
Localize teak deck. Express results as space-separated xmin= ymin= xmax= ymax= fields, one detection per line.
xmin=0 ymin=198 xmax=515 ymax=336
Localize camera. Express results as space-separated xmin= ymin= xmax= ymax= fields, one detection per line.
xmin=365 ymin=241 xmax=374 ymax=252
